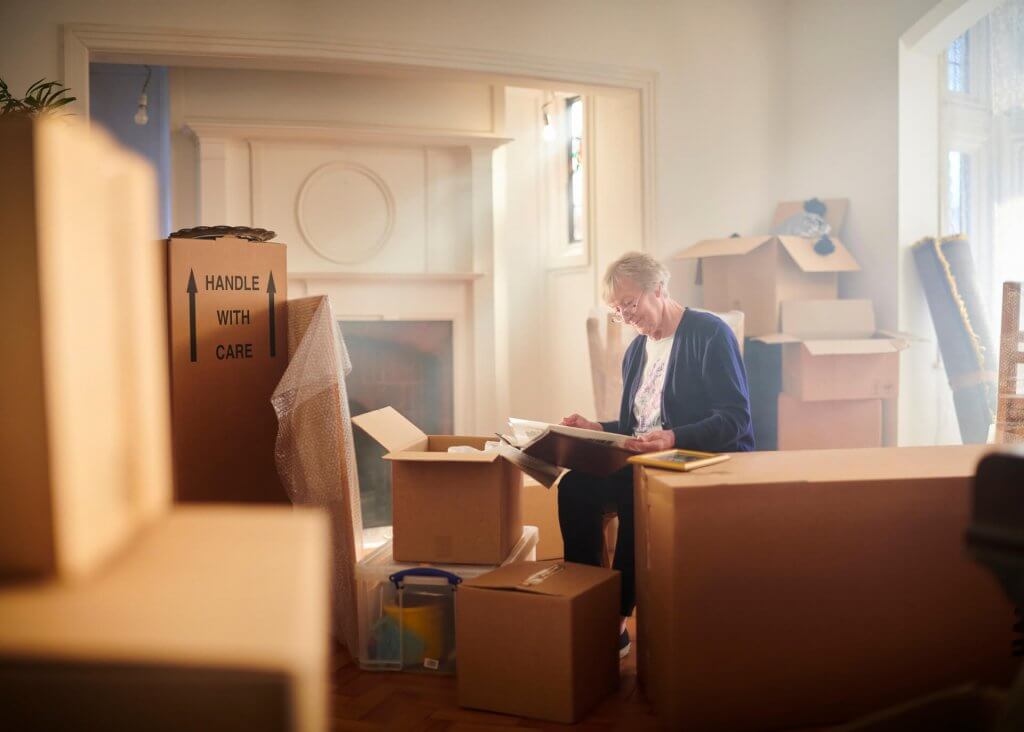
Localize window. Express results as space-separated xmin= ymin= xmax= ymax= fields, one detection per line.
xmin=947 ymin=33 xmax=970 ymax=93
xmin=940 ymin=11 xmax=1024 ymax=338
xmin=946 ymin=150 xmax=970 ymax=236
xmin=566 ymin=96 xmax=585 ymax=244
xmin=543 ymin=91 xmax=589 ymax=268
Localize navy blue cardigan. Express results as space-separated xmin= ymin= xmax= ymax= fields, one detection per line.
xmin=599 ymin=309 xmax=755 ymax=452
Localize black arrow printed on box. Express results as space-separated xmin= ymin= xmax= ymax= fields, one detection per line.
xmin=267 ymin=271 xmax=277 ymax=358
xmin=187 ymin=269 xmax=198 ymax=363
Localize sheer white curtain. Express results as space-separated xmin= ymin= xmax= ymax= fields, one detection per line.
xmin=991 ymin=0 xmax=1024 ymax=116
xmin=941 ymin=2 xmax=1024 ymax=339
xmin=989 ymin=0 xmax=1024 ymax=332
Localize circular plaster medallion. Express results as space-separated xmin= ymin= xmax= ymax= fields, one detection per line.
xmin=296 ymin=161 xmax=395 ymax=264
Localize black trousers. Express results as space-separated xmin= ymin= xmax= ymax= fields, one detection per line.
xmin=557 ymin=466 xmax=635 ymax=617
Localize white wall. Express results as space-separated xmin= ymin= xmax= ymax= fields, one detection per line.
xmin=657 ymin=0 xmax=788 ymax=303
xmin=89 ymin=64 xmax=172 ymax=236
xmin=780 ymin=0 xmax=944 ymax=333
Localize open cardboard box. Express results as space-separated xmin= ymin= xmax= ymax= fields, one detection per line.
xmin=351 ymin=407 xmax=522 ymax=564
xmin=756 ymin=299 xmax=910 ymax=401
xmin=676 ymin=199 xmax=859 ymax=337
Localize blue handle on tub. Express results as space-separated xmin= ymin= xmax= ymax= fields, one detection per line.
xmin=389 ymin=567 xmax=463 ymax=588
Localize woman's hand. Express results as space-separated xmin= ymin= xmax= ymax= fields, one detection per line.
xmin=624 ymin=429 xmax=675 ymax=453
xmin=561 ymin=413 xmax=603 ymax=432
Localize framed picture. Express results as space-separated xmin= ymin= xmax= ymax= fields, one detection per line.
xmin=627 ymin=449 xmax=731 ymax=473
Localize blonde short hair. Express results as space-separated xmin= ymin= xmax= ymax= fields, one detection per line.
xmin=602 ymin=251 xmax=670 ymax=303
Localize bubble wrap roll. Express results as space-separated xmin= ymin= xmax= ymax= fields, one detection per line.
xmin=272 ymin=295 xmax=363 ymax=652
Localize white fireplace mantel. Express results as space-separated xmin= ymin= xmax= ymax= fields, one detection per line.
xmin=187 ymin=118 xmax=511 ymax=435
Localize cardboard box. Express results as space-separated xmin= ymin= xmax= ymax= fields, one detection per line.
xmin=166 ymin=235 xmax=288 ymax=503
xmin=352 ymin=407 xmax=522 ymax=564
xmin=757 ymin=299 xmax=909 ymax=401
xmin=0 ymin=506 xmax=329 ymax=732
xmin=0 ymin=115 xmax=172 ymax=581
xmin=676 ymin=200 xmax=859 ymax=337
xmin=456 ymin=561 xmax=620 ymax=723
xmin=778 ymin=392 xmax=882 ymax=450
xmin=521 ymin=477 xmax=563 ymax=559
xmin=634 ymin=445 xmax=1017 ymax=732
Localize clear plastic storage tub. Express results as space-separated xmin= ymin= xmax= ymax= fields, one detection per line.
xmin=356 ymin=525 xmax=539 ymax=673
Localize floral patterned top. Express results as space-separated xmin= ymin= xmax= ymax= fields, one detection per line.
xmin=631 ymin=333 xmax=675 ymax=436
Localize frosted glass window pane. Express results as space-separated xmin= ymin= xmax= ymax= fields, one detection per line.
xmin=947 ymin=33 xmax=969 ymax=93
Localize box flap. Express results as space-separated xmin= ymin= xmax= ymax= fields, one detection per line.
xmin=462 ymin=561 xmax=614 ymax=598
xmin=675 ymin=236 xmax=774 ymax=260
xmin=383 ymin=450 xmax=499 ymax=463
xmin=877 ymin=329 xmax=922 ymax=342
xmin=777 ymin=236 xmax=860 ymax=273
xmin=751 ymin=333 xmax=802 ymax=345
xmin=772 ymin=198 xmax=849 ymax=233
xmin=803 ymin=339 xmax=905 ymax=356
xmin=781 ymin=299 xmax=876 ymax=340
xmin=351 ymin=406 xmax=428 ymax=453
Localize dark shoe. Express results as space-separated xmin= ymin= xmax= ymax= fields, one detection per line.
xmin=619 ymin=628 xmax=631 ymax=659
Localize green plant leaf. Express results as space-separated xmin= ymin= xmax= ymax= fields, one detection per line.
xmin=0 ymin=77 xmax=75 ymax=117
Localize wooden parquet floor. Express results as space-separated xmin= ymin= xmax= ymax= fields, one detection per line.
xmin=330 ymin=618 xmax=664 ymax=730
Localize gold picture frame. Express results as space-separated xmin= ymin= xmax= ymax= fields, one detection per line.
xmin=627 ymin=449 xmax=731 ymax=472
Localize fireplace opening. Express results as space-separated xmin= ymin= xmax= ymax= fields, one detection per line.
xmin=342 ymin=320 xmax=454 ymax=528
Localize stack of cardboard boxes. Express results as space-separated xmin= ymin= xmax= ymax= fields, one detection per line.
xmin=0 ymin=116 xmax=329 ymax=731
xmin=677 ymin=199 xmax=908 ymax=449
xmin=757 ymin=299 xmax=908 ymax=449
xmin=353 ymin=407 xmax=620 ymax=724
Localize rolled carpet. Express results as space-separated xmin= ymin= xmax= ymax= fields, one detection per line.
xmin=912 ymin=236 xmax=997 ymax=444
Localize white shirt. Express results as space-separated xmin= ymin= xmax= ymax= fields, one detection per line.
xmin=632 ymin=333 xmax=674 ymax=436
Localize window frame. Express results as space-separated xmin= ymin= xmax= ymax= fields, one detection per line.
xmin=544 ymin=90 xmax=592 ymax=269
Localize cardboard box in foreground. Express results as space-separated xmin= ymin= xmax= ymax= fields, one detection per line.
xmin=352 ymin=407 xmax=522 ymax=564
xmin=456 ymin=561 xmax=619 ymax=723
xmin=0 ymin=506 xmax=329 ymax=732
xmin=0 ymin=115 xmax=172 ymax=581
xmin=634 ymin=445 xmax=1016 ymax=732
xmin=166 ymin=235 xmax=288 ymax=503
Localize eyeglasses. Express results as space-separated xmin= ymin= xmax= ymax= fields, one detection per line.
xmin=609 ymin=291 xmax=646 ymax=324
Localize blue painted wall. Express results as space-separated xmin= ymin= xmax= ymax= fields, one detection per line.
xmin=89 ymin=63 xmax=172 ymax=237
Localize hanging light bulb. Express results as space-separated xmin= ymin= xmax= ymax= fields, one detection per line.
xmin=134 ymin=65 xmax=152 ymax=126
xmin=542 ymin=103 xmax=556 ymax=142
xmin=134 ymin=93 xmax=149 ymax=125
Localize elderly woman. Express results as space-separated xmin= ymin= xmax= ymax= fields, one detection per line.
xmin=559 ymin=251 xmax=754 ymax=658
